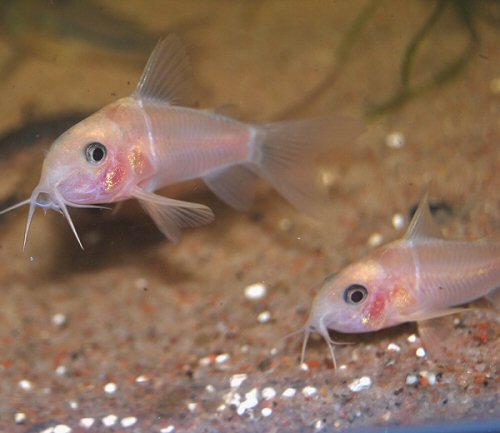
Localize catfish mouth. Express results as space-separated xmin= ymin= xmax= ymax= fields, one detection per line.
xmin=0 ymin=184 xmax=107 ymax=250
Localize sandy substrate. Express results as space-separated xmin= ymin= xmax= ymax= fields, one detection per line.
xmin=0 ymin=2 xmax=498 ymax=432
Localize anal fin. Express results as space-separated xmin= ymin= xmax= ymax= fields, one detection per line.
xmin=204 ymin=165 xmax=258 ymax=211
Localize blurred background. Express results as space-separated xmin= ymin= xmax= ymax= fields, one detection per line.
xmin=0 ymin=1 xmax=498 ymax=432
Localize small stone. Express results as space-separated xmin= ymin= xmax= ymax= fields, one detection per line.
xmin=79 ymin=418 xmax=95 ymax=429
xmin=160 ymin=426 xmax=176 ymax=433
xmin=387 ymin=342 xmax=401 ymax=352
xmin=244 ymin=282 xmax=267 ymax=300
xmin=348 ymin=376 xmax=372 ymax=392
xmin=68 ymin=400 xmax=79 ymax=410
xmin=301 ymin=386 xmax=318 ymax=397
xmin=14 ymin=412 xmax=27 ymax=424
xmin=257 ymin=310 xmax=271 ymax=323
xmin=419 ymin=370 xmax=437 ymax=385
xmin=18 ymin=380 xmax=32 ymax=391
xmin=315 ymin=419 xmax=324 ymax=430
xmin=205 ymin=384 xmax=216 ymax=393
xmin=55 ymin=365 xmax=67 ymax=376
xmin=54 ymin=425 xmax=71 ymax=433
xmin=215 ymin=353 xmax=230 ymax=364
xmin=407 ymin=334 xmax=417 ymax=343
xmin=385 ymin=131 xmax=405 ymax=148
xmin=367 ymin=232 xmax=384 ymax=247
xmin=391 ymin=213 xmax=405 ymax=230
xmin=187 ymin=402 xmax=197 ymax=412
xmin=52 ymin=313 xmax=67 ymax=327
xmin=102 ymin=414 xmax=118 ymax=427
xmin=261 ymin=407 xmax=272 ymax=417
xmin=103 ymin=382 xmax=117 ymax=394
xmin=230 ymin=373 xmax=248 ymax=388
xmin=282 ymin=387 xmax=297 ymax=398
xmin=416 ymin=347 xmax=426 ymax=358
xmin=135 ymin=374 xmax=150 ymax=383
xmin=120 ymin=417 xmax=137 ymax=428
xmin=262 ymin=387 xmax=276 ymax=400
xmin=406 ymin=374 xmax=419 ymax=385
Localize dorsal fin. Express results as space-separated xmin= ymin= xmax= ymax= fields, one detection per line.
xmin=404 ymin=191 xmax=444 ymax=240
xmin=133 ymin=34 xmax=193 ymax=105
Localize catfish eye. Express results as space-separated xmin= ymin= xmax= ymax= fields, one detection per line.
xmin=343 ymin=284 xmax=368 ymax=305
xmin=85 ymin=142 xmax=107 ymax=165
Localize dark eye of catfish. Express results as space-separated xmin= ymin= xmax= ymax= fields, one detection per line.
xmin=343 ymin=284 xmax=368 ymax=305
xmin=85 ymin=142 xmax=107 ymax=165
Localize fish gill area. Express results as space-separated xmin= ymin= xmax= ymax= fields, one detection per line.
xmin=0 ymin=1 xmax=498 ymax=433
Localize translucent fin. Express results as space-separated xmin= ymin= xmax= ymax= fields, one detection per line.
xmin=417 ymin=318 xmax=457 ymax=361
xmin=133 ymin=34 xmax=193 ymax=105
xmin=254 ymin=116 xmax=363 ymax=218
xmin=404 ymin=191 xmax=444 ymax=240
xmin=204 ymin=165 xmax=258 ymax=211
xmin=404 ymin=306 xmax=469 ymax=322
xmin=133 ymin=188 xmax=214 ymax=242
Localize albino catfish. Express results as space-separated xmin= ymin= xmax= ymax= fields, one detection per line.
xmin=1 ymin=35 xmax=361 ymax=248
xmin=301 ymin=193 xmax=500 ymax=368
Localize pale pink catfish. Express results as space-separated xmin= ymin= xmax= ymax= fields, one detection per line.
xmin=1 ymin=35 xmax=361 ymax=248
xmin=301 ymin=193 xmax=500 ymax=367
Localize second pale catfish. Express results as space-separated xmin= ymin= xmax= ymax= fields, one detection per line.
xmin=3 ymin=35 xmax=361 ymax=248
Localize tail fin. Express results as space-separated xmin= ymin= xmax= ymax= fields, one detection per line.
xmin=253 ymin=115 xmax=362 ymax=217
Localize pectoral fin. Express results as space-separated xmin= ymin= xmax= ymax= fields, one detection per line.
xmin=133 ymin=188 xmax=214 ymax=242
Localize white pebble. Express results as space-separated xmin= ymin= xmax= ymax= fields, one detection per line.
xmin=348 ymin=376 xmax=373 ymax=392
xmin=134 ymin=277 xmax=148 ymax=290
xmin=338 ymin=364 xmax=348 ymax=371
xmin=160 ymin=426 xmax=176 ymax=433
xmin=120 ymin=417 xmax=137 ymax=428
xmin=18 ymin=379 xmax=32 ymax=391
xmin=387 ymin=342 xmax=401 ymax=352
xmin=103 ymin=382 xmax=117 ymax=394
xmin=315 ymin=419 xmax=325 ymax=430
xmin=236 ymin=388 xmax=259 ymax=415
xmin=261 ymin=387 xmax=276 ymax=400
xmin=281 ymin=387 xmax=297 ymax=398
xmin=261 ymin=407 xmax=273 ymax=417
xmin=300 ymin=362 xmax=309 ymax=371
xmin=205 ymin=384 xmax=216 ymax=393
xmin=68 ymin=400 xmax=79 ymax=410
xmin=54 ymin=425 xmax=72 ymax=433
xmin=215 ymin=353 xmax=230 ymax=364
xmin=55 ymin=365 xmax=67 ymax=376
xmin=187 ymin=402 xmax=197 ymax=412
xmin=416 ymin=347 xmax=427 ymax=358
xmin=406 ymin=374 xmax=419 ymax=385
xmin=198 ymin=356 xmax=211 ymax=367
xmin=301 ymin=385 xmax=318 ymax=397
xmin=244 ymin=282 xmax=267 ymax=300
xmin=391 ymin=213 xmax=405 ymax=230
xmin=135 ymin=374 xmax=150 ymax=383
xmin=230 ymin=373 xmax=248 ymax=388
xmin=52 ymin=313 xmax=67 ymax=327
xmin=102 ymin=414 xmax=118 ymax=427
xmin=79 ymin=418 xmax=95 ymax=429
xmin=407 ymin=334 xmax=417 ymax=343
xmin=257 ymin=310 xmax=271 ymax=323
xmin=385 ymin=131 xmax=405 ymax=148
xmin=14 ymin=412 xmax=27 ymax=424
xmin=419 ymin=370 xmax=437 ymax=385
xmin=367 ymin=232 xmax=384 ymax=247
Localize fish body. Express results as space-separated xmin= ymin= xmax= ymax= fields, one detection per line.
xmin=2 ymin=35 xmax=362 ymax=247
xmin=303 ymin=193 xmax=500 ymax=365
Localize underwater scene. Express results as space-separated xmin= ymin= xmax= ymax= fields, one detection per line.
xmin=0 ymin=1 xmax=498 ymax=432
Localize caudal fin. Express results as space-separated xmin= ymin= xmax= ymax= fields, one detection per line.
xmin=253 ymin=115 xmax=363 ymax=217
